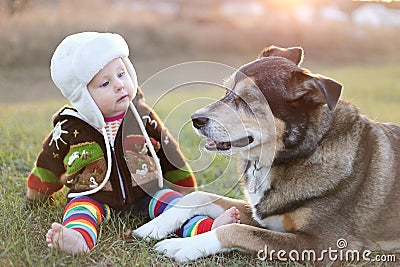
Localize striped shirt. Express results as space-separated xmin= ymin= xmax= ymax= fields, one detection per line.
xmin=104 ymin=112 xmax=125 ymax=148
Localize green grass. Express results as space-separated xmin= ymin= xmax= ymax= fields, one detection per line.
xmin=0 ymin=100 xmax=263 ymax=267
xmin=314 ymin=64 xmax=400 ymax=125
xmin=1 ymin=1 xmax=399 ymax=265
xmin=1 ymin=62 xmax=400 ymax=266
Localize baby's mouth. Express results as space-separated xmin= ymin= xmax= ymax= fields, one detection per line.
xmin=117 ymin=95 xmax=128 ymax=102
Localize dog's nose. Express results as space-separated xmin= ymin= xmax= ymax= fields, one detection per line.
xmin=191 ymin=114 xmax=209 ymax=129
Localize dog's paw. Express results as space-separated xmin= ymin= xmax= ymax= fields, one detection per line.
xmin=132 ymin=220 xmax=168 ymax=241
xmin=132 ymin=214 xmax=180 ymax=241
xmin=154 ymin=230 xmax=227 ymax=262
xmin=131 ymin=224 xmax=153 ymax=241
xmin=133 ymin=206 xmax=195 ymax=241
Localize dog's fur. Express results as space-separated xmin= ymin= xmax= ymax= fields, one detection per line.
xmin=133 ymin=46 xmax=400 ymax=264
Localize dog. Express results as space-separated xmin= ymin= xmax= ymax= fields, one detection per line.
xmin=133 ymin=46 xmax=400 ymax=264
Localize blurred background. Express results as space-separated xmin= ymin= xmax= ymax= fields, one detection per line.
xmin=0 ymin=0 xmax=399 ymax=121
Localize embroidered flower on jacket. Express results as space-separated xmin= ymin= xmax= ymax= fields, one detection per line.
xmin=90 ymin=165 xmax=103 ymax=176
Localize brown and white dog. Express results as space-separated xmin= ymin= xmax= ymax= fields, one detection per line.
xmin=133 ymin=46 xmax=400 ymax=264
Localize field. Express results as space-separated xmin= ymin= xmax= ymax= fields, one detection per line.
xmin=1 ymin=1 xmax=400 ymax=266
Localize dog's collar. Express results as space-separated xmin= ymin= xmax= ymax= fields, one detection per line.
xmin=248 ymin=160 xmax=262 ymax=193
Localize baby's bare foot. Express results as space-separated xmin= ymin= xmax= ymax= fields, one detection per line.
xmin=212 ymin=206 xmax=240 ymax=230
xmin=46 ymin=222 xmax=89 ymax=255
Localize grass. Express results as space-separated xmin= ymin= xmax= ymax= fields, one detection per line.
xmin=1 ymin=64 xmax=400 ymax=265
xmin=1 ymin=0 xmax=400 ymax=266
xmin=313 ymin=64 xmax=400 ymax=125
xmin=0 ymin=100 xmax=250 ymax=267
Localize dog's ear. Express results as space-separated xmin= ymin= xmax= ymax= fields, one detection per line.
xmin=288 ymin=71 xmax=343 ymax=110
xmin=258 ymin=45 xmax=304 ymax=66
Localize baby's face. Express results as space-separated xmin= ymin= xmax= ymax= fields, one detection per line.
xmin=87 ymin=58 xmax=135 ymax=118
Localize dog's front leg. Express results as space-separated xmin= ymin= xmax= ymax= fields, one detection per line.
xmin=154 ymin=223 xmax=301 ymax=262
xmin=133 ymin=191 xmax=227 ymax=240
xmin=154 ymin=228 xmax=228 ymax=262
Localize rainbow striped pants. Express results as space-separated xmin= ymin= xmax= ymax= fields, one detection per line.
xmin=62 ymin=189 xmax=213 ymax=250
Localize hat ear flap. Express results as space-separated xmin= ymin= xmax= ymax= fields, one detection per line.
xmin=288 ymin=71 xmax=343 ymax=110
xmin=69 ymin=84 xmax=106 ymax=129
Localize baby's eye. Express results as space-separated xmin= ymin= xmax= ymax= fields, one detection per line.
xmin=117 ymin=71 xmax=125 ymax=78
xmin=101 ymin=81 xmax=110 ymax=87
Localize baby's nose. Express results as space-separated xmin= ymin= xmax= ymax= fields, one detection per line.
xmin=115 ymin=80 xmax=124 ymax=91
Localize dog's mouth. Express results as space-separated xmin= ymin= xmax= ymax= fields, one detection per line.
xmin=205 ymin=136 xmax=254 ymax=151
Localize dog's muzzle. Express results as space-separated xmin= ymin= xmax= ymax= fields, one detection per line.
xmin=191 ymin=113 xmax=254 ymax=151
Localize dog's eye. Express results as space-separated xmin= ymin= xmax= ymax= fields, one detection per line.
xmin=243 ymin=93 xmax=256 ymax=102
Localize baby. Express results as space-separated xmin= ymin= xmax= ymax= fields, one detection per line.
xmin=25 ymin=32 xmax=239 ymax=254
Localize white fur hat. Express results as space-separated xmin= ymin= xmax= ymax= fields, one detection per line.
xmin=50 ymin=32 xmax=138 ymax=129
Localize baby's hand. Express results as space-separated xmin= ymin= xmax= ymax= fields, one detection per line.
xmin=25 ymin=188 xmax=53 ymax=208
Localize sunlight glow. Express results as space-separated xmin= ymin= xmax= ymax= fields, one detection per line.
xmin=267 ymin=0 xmax=314 ymax=9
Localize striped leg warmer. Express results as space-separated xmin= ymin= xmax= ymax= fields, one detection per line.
xmin=62 ymin=196 xmax=110 ymax=250
xmin=149 ymin=189 xmax=214 ymax=237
